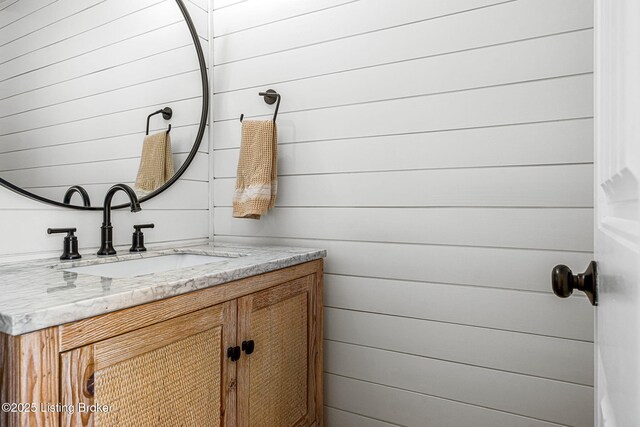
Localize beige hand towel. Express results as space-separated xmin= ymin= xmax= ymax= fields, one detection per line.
xmin=134 ymin=131 xmax=174 ymax=195
xmin=233 ymin=120 xmax=277 ymax=219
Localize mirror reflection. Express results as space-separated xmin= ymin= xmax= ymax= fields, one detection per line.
xmin=0 ymin=0 xmax=206 ymax=207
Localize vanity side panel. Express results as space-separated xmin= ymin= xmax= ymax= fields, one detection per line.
xmin=314 ymin=263 xmax=324 ymax=427
xmin=1 ymin=332 xmax=20 ymax=427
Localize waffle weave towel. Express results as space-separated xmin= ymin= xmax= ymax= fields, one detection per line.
xmin=134 ymin=131 xmax=174 ymax=196
xmin=233 ymin=120 xmax=277 ymax=219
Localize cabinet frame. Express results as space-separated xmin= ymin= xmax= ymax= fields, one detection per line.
xmin=0 ymin=259 xmax=323 ymax=427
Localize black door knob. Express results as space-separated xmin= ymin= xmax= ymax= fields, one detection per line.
xmin=551 ymin=261 xmax=598 ymax=306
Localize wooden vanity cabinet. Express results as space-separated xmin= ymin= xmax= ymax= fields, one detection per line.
xmin=0 ymin=259 xmax=323 ymax=427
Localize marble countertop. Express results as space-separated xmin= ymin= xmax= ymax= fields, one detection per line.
xmin=0 ymin=241 xmax=326 ymax=336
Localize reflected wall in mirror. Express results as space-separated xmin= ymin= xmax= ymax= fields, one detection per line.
xmin=0 ymin=0 xmax=208 ymax=209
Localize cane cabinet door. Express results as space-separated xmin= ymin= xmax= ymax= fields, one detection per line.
xmin=60 ymin=302 xmax=236 ymax=427
xmin=237 ymin=275 xmax=318 ymax=427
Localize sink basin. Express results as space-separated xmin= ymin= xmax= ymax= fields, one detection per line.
xmin=64 ymin=254 xmax=232 ymax=279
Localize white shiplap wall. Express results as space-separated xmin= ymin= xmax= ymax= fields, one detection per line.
xmin=211 ymin=0 xmax=595 ymax=426
xmin=0 ymin=0 xmax=210 ymax=262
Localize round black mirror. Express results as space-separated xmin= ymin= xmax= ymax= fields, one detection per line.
xmin=0 ymin=0 xmax=208 ymax=210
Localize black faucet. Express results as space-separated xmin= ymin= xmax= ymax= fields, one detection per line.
xmin=97 ymin=184 xmax=141 ymax=256
xmin=63 ymin=185 xmax=91 ymax=207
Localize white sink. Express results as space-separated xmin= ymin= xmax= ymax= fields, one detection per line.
xmin=64 ymin=254 xmax=232 ymax=279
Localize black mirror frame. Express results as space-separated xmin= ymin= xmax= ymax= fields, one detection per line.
xmin=0 ymin=0 xmax=209 ymax=211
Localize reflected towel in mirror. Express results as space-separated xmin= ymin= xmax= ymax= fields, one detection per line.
xmin=134 ymin=131 xmax=174 ymax=196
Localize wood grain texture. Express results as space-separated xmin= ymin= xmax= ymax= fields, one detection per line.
xmin=93 ymin=305 xmax=224 ymax=370
xmin=60 ymin=259 xmax=322 ymax=351
xmin=60 ymin=345 xmax=95 ymax=427
xmin=18 ymin=328 xmax=60 ymax=427
xmin=222 ymin=300 xmax=237 ymax=427
xmin=0 ymin=333 xmax=19 ymax=427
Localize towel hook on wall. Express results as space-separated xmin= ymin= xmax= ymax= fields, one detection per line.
xmin=146 ymin=107 xmax=173 ymax=135
xmin=240 ymin=89 xmax=281 ymax=123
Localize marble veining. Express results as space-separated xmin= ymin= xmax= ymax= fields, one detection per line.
xmin=0 ymin=241 xmax=326 ymax=336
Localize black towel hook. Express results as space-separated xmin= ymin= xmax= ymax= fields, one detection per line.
xmin=146 ymin=107 xmax=173 ymax=135
xmin=240 ymin=89 xmax=281 ymax=123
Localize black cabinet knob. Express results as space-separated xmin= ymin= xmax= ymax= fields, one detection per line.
xmin=227 ymin=346 xmax=241 ymax=362
xmin=242 ymin=340 xmax=255 ymax=355
xmin=552 ymin=261 xmax=598 ymax=306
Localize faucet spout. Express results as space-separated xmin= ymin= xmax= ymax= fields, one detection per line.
xmin=63 ymin=185 xmax=91 ymax=207
xmin=97 ymin=184 xmax=141 ymax=256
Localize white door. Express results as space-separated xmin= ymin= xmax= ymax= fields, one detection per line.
xmin=594 ymin=1 xmax=640 ymax=426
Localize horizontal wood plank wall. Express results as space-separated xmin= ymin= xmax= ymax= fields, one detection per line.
xmin=210 ymin=0 xmax=594 ymax=425
xmin=0 ymin=0 xmax=210 ymax=261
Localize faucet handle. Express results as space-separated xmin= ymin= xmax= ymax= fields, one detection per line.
xmin=47 ymin=228 xmax=81 ymax=260
xmin=47 ymin=227 xmax=77 ymax=234
xmin=133 ymin=223 xmax=154 ymax=232
xmin=130 ymin=224 xmax=154 ymax=253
